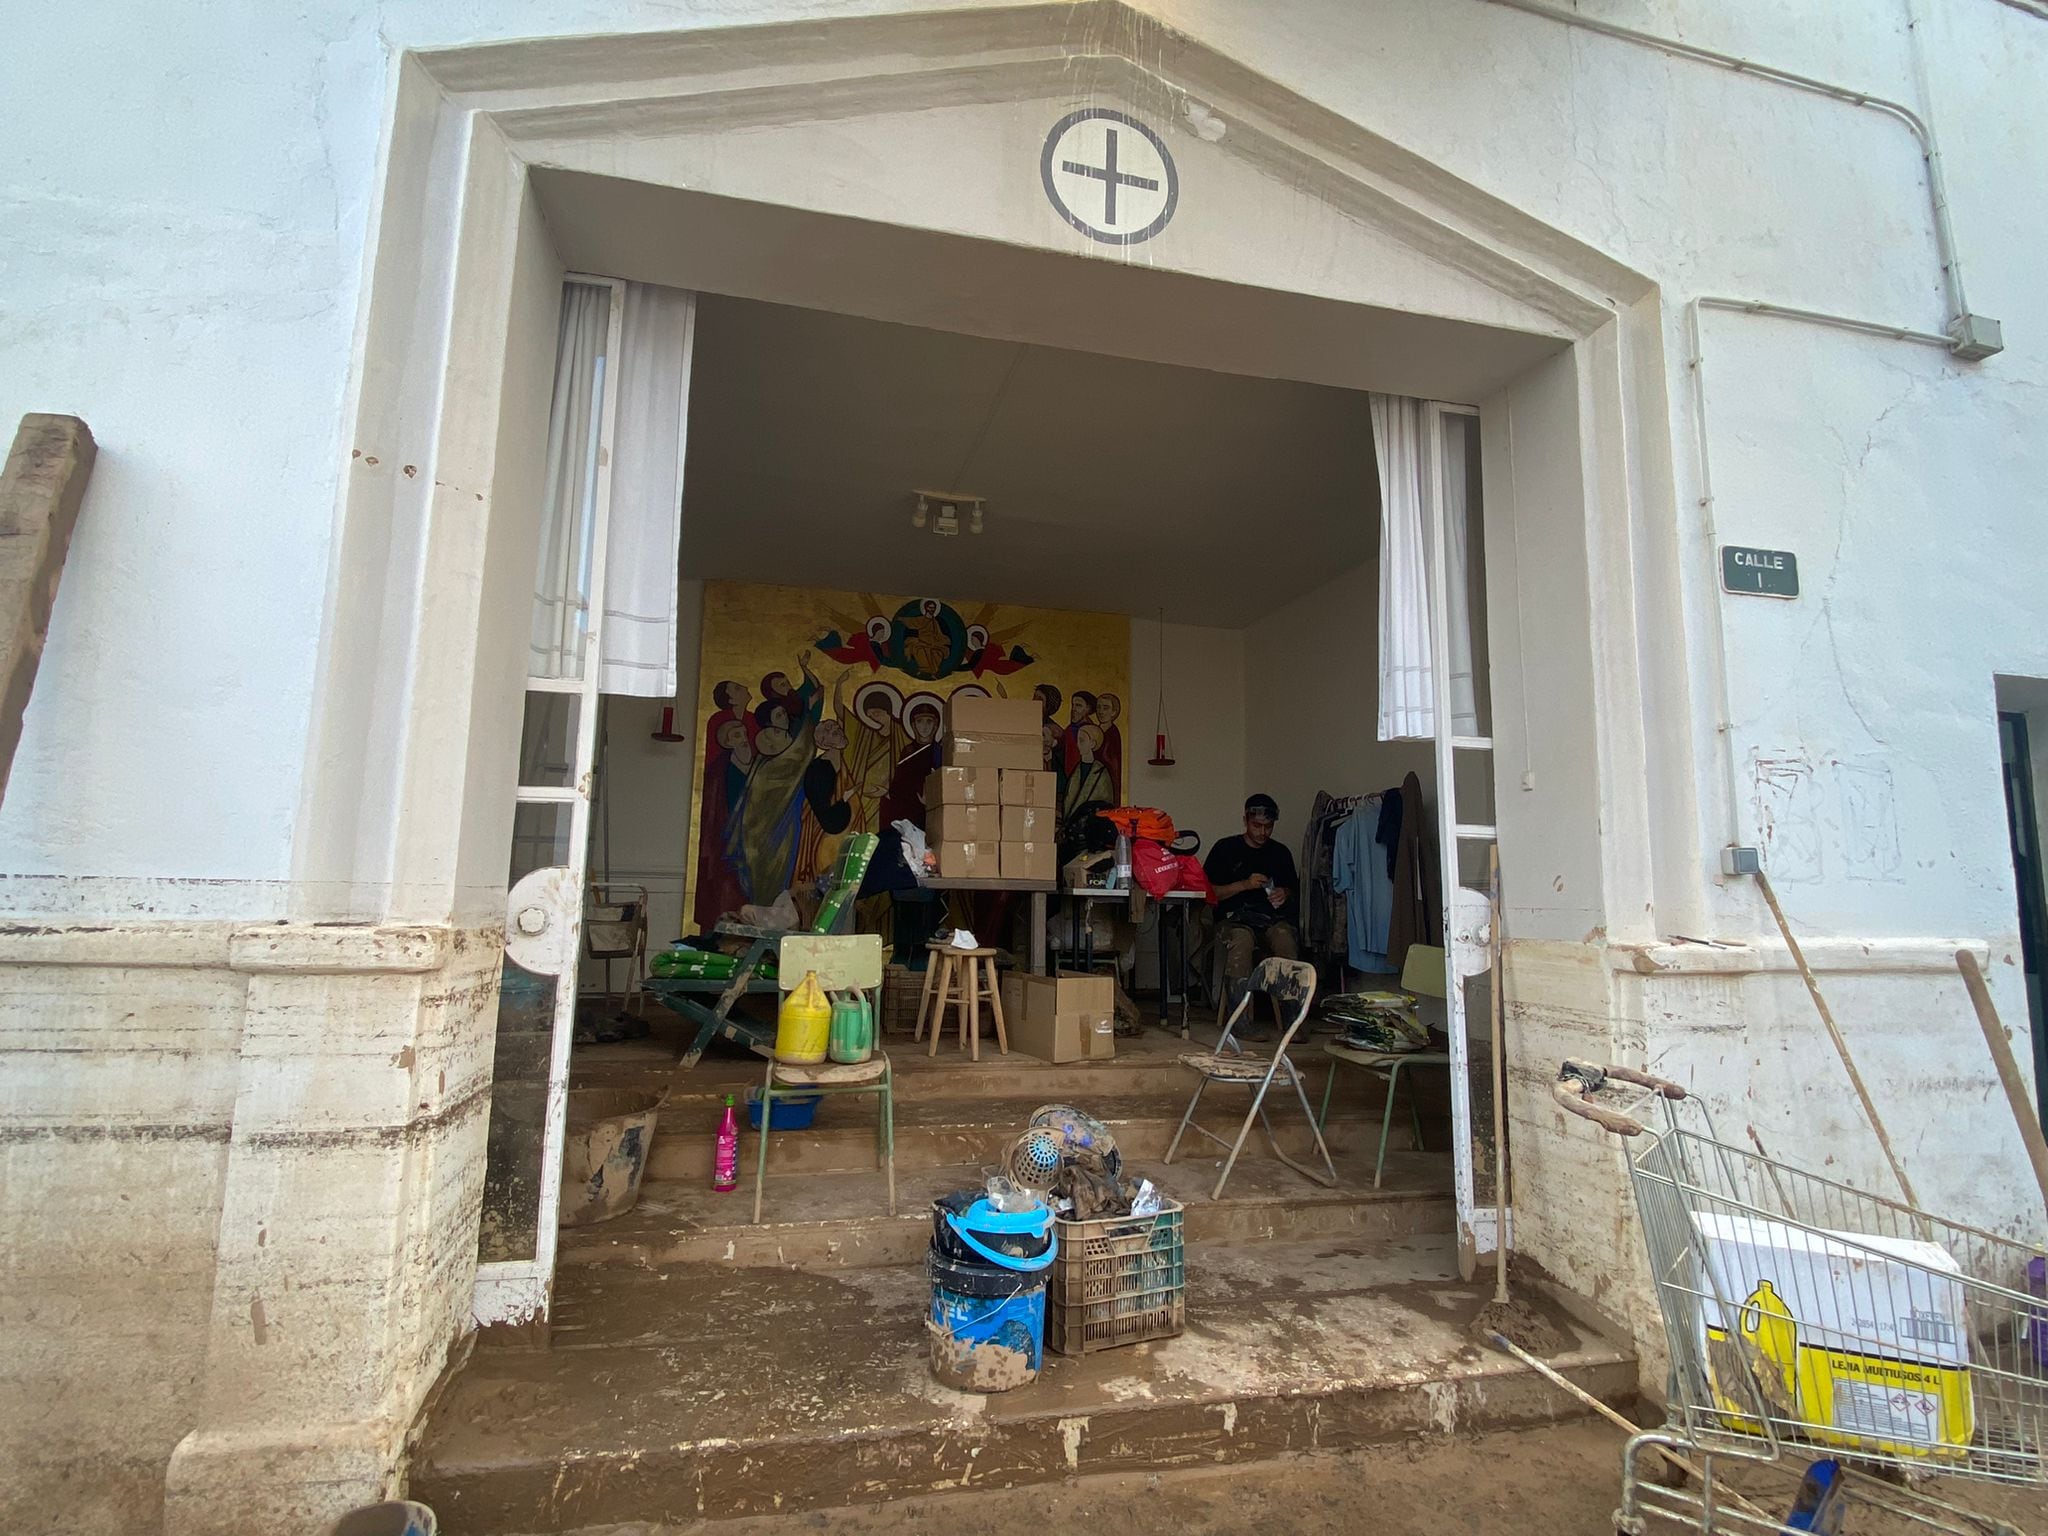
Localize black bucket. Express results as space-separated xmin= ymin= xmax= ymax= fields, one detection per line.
xmin=926 ymin=1246 xmax=1048 ymax=1299
xmin=929 ymin=1189 xmax=1055 ymax=1269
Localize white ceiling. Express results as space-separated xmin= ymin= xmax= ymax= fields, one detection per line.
xmin=681 ymin=295 xmax=1381 ymax=624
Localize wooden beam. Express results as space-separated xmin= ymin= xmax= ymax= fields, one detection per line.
xmin=0 ymin=413 xmax=95 ymax=803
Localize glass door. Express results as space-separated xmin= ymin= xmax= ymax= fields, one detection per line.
xmin=473 ymin=276 xmax=624 ymax=1330
xmin=1422 ymin=400 xmax=1501 ymax=1269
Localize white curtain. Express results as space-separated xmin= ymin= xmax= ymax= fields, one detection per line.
xmin=1439 ymin=411 xmax=1479 ymax=735
xmin=529 ymin=282 xmax=611 ymax=679
xmin=1373 ymin=393 xmax=1478 ymax=741
xmin=599 ymin=282 xmax=696 ymax=698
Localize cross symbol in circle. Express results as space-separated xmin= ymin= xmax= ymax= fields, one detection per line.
xmin=1061 ymin=128 xmax=1160 ymax=227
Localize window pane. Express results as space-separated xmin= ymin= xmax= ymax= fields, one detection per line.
xmin=477 ymin=956 xmax=556 ymax=1265
xmin=517 ymin=690 xmax=580 ymax=789
xmin=509 ymin=801 xmax=575 ymax=886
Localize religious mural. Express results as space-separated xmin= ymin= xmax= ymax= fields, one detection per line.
xmin=684 ymin=581 xmax=1131 ymax=932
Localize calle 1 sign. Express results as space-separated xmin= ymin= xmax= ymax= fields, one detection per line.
xmin=1721 ymin=545 xmax=1798 ymax=599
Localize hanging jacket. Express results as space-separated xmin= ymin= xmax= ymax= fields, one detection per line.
xmin=1386 ymin=770 xmax=1441 ymax=972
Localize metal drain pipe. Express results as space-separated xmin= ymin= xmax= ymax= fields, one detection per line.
xmin=1478 ymin=0 xmax=2001 ymax=357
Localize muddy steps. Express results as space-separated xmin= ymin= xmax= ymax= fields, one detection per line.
xmin=411 ymin=1234 xmax=1637 ymax=1533
xmin=561 ymin=1147 xmax=1455 ymax=1272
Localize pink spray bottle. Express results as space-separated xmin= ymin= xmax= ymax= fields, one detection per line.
xmin=712 ymin=1093 xmax=740 ymax=1193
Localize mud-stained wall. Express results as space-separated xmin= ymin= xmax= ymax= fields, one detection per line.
xmin=0 ymin=933 xmax=245 ymax=1532
xmin=0 ymin=922 xmax=502 ymax=1536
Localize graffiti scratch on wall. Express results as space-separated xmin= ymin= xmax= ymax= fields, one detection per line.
xmin=1751 ymin=753 xmax=1902 ymax=884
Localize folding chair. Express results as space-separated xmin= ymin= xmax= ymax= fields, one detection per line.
xmin=1163 ymin=956 xmax=1338 ymax=1198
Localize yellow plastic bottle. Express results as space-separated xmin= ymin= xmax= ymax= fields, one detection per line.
xmin=775 ymin=970 xmax=832 ymax=1064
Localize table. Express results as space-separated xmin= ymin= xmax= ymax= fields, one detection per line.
xmin=923 ymin=877 xmax=1057 ymax=974
xmin=1060 ymin=885 xmax=1207 ymax=1037
xmin=1061 ymin=882 xmax=1130 ymax=975
xmin=1154 ymin=889 xmax=1208 ymax=1038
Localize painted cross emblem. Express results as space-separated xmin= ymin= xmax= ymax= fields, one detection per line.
xmin=1041 ymin=108 xmax=1178 ymax=245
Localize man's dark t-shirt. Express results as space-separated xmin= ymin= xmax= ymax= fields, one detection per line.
xmin=1204 ymin=836 xmax=1300 ymax=927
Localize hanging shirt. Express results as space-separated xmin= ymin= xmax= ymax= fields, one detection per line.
xmin=1330 ymin=812 xmax=1397 ymax=972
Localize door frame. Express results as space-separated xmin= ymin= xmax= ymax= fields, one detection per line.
xmin=472 ymin=272 xmax=627 ymax=1330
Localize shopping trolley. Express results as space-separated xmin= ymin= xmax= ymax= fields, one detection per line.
xmin=1552 ymin=1059 xmax=2047 ymax=1535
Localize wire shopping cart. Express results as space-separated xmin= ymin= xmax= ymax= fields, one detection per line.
xmin=1552 ymin=1060 xmax=2048 ymax=1536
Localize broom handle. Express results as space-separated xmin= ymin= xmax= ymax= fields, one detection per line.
xmin=1956 ymin=949 xmax=2048 ymax=1220
xmin=1488 ymin=845 xmax=1509 ymax=1306
xmin=1756 ymin=871 xmax=1921 ymax=1212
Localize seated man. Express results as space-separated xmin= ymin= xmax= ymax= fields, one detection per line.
xmin=1203 ymin=793 xmax=1300 ymax=1035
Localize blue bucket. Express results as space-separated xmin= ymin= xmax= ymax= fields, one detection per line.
xmin=927 ymin=1264 xmax=1047 ymax=1392
xmin=745 ymin=1089 xmax=820 ymax=1130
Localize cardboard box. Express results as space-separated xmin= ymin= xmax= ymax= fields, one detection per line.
xmin=1001 ymin=839 xmax=1057 ymax=882
xmin=946 ymin=732 xmax=1042 ymax=771
xmin=936 ymin=840 xmax=999 ymax=880
xmin=924 ymin=766 xmax=996 ymax=807
xmin=999 ymin=971 xmax=1116 ymax=1063
xmin=1001 ymin=803 xmax=1052 ymax=840
xmin=947 ymin=693 xmax=1042 ymax=738
xmin=930 ymin=803 xmax=998 ymax=843
xmin=1695 ymin=1212 xmax=1972 ymax=1456
xmin=1000 ymin=768 xmax=1058 ymax=807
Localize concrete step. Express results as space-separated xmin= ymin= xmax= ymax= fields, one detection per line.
xmin=411 ymin=1233 xmax=1637 ymax=1532
xmin=563 ymin=1148 xmax=1455 ymax=1271
xmin=648 ymin=1089 xmax=1412 ymax=1180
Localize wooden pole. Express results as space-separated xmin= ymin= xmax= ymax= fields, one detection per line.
xmin=1754 ymin=870 xmax=1921 ymax=1211
xmin=1955 ymin=949 xmax=2048 ymax=1221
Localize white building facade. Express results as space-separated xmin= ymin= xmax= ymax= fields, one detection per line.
xmin=4 ymin=2 xmax=2046 ymax=1531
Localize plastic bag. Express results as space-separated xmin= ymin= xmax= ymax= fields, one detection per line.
xmin=1130 ymin=1179 xmax=1162 ymax=1217
xmin=891 ymin=818 xmax=930 ymax=885
xmin=737 ymin=890 xmax=800 ymax=930
xmin=1132 ymin=838 xmax=1179 ymax=898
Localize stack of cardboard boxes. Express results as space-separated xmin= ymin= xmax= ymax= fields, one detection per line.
xmin=924 ymin=694 xmax=1058 ymax=884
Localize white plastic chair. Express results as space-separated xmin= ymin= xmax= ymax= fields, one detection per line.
xmin=1163 ymin=956 xmax=1338 ymax=1198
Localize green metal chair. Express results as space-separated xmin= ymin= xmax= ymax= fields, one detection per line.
xmin=644 ymin=832 xmax=880 ymax=1068
xmin=1316 ymin=1044 xmax=1452 ymax=1188
xmin=749 ymin=930 xmax=892 ymax=1222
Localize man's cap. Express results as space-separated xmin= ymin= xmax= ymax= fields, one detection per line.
xmin=1244 ymin=794 xmax=1279 ymax=821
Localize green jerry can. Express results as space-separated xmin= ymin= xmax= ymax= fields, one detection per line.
xmin=826 ymin=991 xmax=875 ymax=1065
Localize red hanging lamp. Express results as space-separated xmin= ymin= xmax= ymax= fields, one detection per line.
xmin=1147 ymin=609 xmax=1177 ymax=767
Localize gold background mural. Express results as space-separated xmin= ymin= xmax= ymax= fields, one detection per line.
xmin=683 ymin=580 xmax=1131 ymax=931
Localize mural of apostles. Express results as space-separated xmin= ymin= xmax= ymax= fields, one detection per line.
xmin=687 ymin=588 xmax=1131 ymax=932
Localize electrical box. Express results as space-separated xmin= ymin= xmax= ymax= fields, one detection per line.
xmin=1720 ymin=846 xmax=1761 ymax=877
xmin=1949 ymin=313 xmax=2004 ymax=363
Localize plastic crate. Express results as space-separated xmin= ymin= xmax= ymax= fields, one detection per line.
xmin=1047 ymin=1201 xmax=1186 ymax=1355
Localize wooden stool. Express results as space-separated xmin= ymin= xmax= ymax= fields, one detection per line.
xmin=916 ymin=942 xmax=1008 ymax=1059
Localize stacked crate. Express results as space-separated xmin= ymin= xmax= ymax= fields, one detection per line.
xmin=924 ymin=695 xmax=1057 ymax=882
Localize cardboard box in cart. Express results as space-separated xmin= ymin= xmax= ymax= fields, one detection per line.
xmin=1694 ymin=1212 xmax=1973 ymax=1458
xmin=999 ymin=972 xmax=1115 ymax=1062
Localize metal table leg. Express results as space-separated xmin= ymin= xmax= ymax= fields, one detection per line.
xmin=1029 ymin=890 xmax=1047 ymax=975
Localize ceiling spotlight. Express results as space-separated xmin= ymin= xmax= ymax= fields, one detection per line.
xmin=911 ymin=495 xmax=929 ymax=530
xmin=967 ymin=504 xmax=984 ymax=536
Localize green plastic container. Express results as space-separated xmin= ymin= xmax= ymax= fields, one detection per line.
xmin=827 ymin=991 xmax=874 ymax=1064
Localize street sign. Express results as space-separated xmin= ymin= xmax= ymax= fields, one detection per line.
xmin=1721 ymin=545 xmax=1798 ymax=599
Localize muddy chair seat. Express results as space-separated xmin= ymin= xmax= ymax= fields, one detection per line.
xmin=1177 ymin=1049 xmax=1301 ymax=1084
